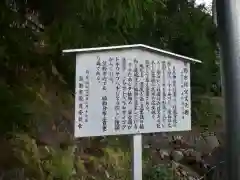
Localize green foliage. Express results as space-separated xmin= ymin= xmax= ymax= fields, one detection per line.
xmin=9 ymin=134 xmax=133 ymax=180
xmin=11 ymin=134 xmax=45 ymax=179
xmin=11 ymin=134 xmax=75 ymax=180
xmin=144 ymin=164 xmax=178 ymax=180
xmin=0 ymin=81 xmax=32 ymax=135
xmin=43 ymin=147 xmax=75 ymax=179
xmin=98 ymin=147 xmax=131 ymax=179
xmin=192 ymin=96 xmax=217 ymax=129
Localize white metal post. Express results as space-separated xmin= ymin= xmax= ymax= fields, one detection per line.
xmin=132 ymin=134 xmax=142 ymax=180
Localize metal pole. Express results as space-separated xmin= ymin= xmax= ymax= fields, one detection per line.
xmin=132 ymin=134 xmax=142 ymax=180
xmin=216 ymin=0 xmax=240 ymax=179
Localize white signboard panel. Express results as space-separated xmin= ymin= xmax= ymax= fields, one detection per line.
xmin=74 ymin=49 xmax=191 ymax=137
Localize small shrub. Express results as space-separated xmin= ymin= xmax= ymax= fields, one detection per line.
xmin=144 ymin=164 xmax=177 ymax=180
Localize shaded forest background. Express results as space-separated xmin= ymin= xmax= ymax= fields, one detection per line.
xmin=0 ymin=0 xmax=222 ymax=179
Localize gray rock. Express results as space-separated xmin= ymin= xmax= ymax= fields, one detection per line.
xmin=171 ymin=150 xmax=184 ymax=162
xmin=194 ymin=136 xmax=208 ymax=152
xmin=204 ymin=135 xmax=219 ymax=151
xmin=143 ymin=144 xmax=150 ymax=149
xmin=190 ymin=151 xmax=202 ymax=162
xmin=188 ymin=176 xmax=197 ymax=180
xmin=171 ymin=161 xmax=179 ymax=169
xmin=159 ymin=149 xmax=170 ymax=159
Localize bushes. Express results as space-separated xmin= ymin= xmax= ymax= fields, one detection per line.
xmin=6 ymin=134 xmax=132 ymax=180
xmin=3 ymin=133 xmax=184 ymax=180
xmin=144 ymin=164 xmax=179 ymax=180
